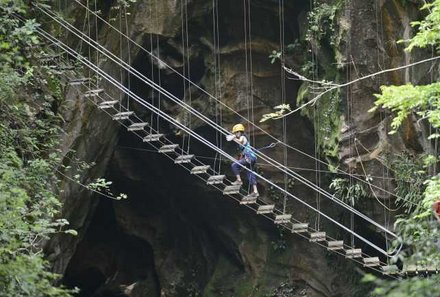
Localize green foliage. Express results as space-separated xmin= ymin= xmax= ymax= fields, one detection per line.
xmin=386 ymin=153 xmax=426 ymax=213
xmin=263 ymin=1 xmax=345 ymax=162
xmin=306 ymin=0 xmax=347 ymax=68
xmin=363 ymin=274 xmax=440 ymax=297
xmin=0 ymin=2 xmax=40 ymax=72
xmin=306 ymin=1 xmax=343 ymax=46
xmin=0 ymin=152 xmax=76 ymax=297
xmin=269 ymin=50 xmax=282 ymax=64
xmin=329 ymin=177 xmax=369 ymax=205
xmin=268 ymin=40 xmax=301 ymax=64
xmin=299 ymin=87 xmax=342 ymax=160
xmin=0 ymin=2 xmax=76 ymax=296
xmin=371 ymin=82 xmax=440 ymax=136
xmin=406 ymin=0 xmax=440 ymax=52
xmin=370 ymin=1 xmax=440 ymax=295
xmin=87 ymin=178 xmax=128 ymax=200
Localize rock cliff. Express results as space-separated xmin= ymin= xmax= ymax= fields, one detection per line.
xmin=43 ymin=0 xmax=432 ymax=296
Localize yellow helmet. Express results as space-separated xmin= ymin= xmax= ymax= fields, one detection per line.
xmin=232 ymin=124 xmax=245 ymax=133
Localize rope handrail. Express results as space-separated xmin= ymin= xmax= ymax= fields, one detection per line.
xmin=24 ymin=62 xmax=401 ymax=276
xmin=66 ymin=0 xmax=410 ymax=203
xmin=29 ymin=21 xmax=402 ymax=257
xmin=38 ymin=5 xmax=394 ymax=233
xmin=33 ymin=5 xmax=403 ymax=256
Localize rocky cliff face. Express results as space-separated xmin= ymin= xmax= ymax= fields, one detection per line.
xmin=336 ymin=0 xmax=432 ymax=224
xmin=44 ymin=0 xmax=430 ymax=296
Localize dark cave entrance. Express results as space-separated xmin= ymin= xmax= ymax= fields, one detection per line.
xmin=59 ymin=0 xmax=382 ymax=296
xmin=63 ymin=190 xmax=160 ymax=297
xmin=62 ymin=126 xmax=268 ymax=296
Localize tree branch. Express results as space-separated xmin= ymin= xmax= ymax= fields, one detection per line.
xmin=275 ymin=56 xmax=440 ymax=120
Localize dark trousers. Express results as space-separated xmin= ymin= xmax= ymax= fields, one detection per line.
xmin=231 ymin=158 xmax=257 ymax=185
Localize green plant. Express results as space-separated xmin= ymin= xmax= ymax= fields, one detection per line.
xmin=368 ymin=1 xmax=440 ymax=294
xmin=363 ymin=271 xmax=440 ymax=297
xmin=306 ymin=1 xmax=343 ymax=45
xmin=371 ymin=82 xmax=440 ymax=136
xmin=330 ymin=177 xmax=369 ymax=205
xmin=385 ymin=153 xmax=426 ymax=213
xmin=405 ymin=0 xmax=440 ymax=52
xmin=268 ymin=40 xmax=301 ymax=64
xmin=0 ymin=2 xmax=78 ymax=296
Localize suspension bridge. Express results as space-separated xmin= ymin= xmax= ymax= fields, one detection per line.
xmin=17 ymin=0 xmax=440 ymax=277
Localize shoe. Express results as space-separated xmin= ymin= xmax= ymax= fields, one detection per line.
xmin=231 ymin=180 xmax=243 ymax=186
xmin=249 ymin=192 xmax=259 ymax=198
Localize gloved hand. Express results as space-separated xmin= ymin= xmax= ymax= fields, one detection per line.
xmin=226 ymin=134 xmax=235 ymax=141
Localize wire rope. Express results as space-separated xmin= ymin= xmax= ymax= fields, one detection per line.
xmin=32 ymin=26 xmax=396 ymax=256
xmin=184 ymin=0 xmax=191 ymax=152
xmin=33 ymin=7 xmax=402 ymax=254
xmin=212 ymin=0 xmax=220 ymax=173
xmin=155 ymin=0 xmax=162 ymax=135
xmin=124 ymin=4 xmax=131 ymax=111
xmin=28 ymin=32 xmax=407 ymax=271
xmin=279 ymin=0 xmax=288 ymax=214
xmin=42 ymin=3 xmax=405 ymax=233
xmin=68 ymin=0 xmax=413 ymax=200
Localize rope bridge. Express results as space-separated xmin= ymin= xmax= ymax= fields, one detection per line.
xmin=16 ymin=0 xmax=440 ymax=277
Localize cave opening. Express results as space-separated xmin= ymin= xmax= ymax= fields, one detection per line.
xmin=63 ymin=192 xmax=160 ymax=297
xmin=59 ymin=0 xmax=386 ymax=296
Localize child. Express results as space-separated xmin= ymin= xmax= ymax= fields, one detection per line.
xmin=226 ymin=124 xmax=259 ymax=197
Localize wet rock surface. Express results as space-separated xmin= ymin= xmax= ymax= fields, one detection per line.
xmin=44 ymin=0 xmax=432 ymax=296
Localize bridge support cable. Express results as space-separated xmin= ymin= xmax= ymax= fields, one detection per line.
xmin=35 ymin=4 xmax=398 ymax=239
xmin=29 ymin=22 xmax=398 ymax=258
xmin=67 ymin=0 xmax=413 ymax=207
xmin=33 ymin=5 xmax=401 ymax=255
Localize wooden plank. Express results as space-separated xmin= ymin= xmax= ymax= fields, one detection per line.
xmin=424 ymin=265 xmax=438 ymax=273
xmin=69 ymin=78 xmax=90 ymax=85
xmin=240 ymin=194 xmax=257 ymax=205
xmin=403 ymin=265 xmax=418 ymax=274
xmin=127 ymin=122 xmax=148 ymax=131
xmin=112 ymin=111 xmax=133 ymax=120
xmin=98 ymin=100 xmax=118 ymax=109
xmin=363 ymin=257 xmax=380 ymax=267
xmin=143 ymin=134 xmax=163 ymax=142
xmin=158 ymin=144 xmax=179 ymax=153
xmin=381 ymin=265 xmax=400 ymax=275
xmin=291 ymin=223 xmax=308 ymax=233
xmin=274 ymin=214 xmax=292 ymax=224
xmin=345 ymin=249 xmax=362 ymax=259
xmin=256 ymin=205 xmax=275 ymax=214
xmin=223 ymin=185 xmax=241 ymax=195
xmin=191 ymin=165 xmax=210 ymax=174
xmin=207 ymin=175 xmax=225 ymax=185
xmin=309 ymin=232 xmax=326 ymax=242
xmin=174 ymin=154 xmax=194 ymax=164
xmin=84 ymin=89 xmax=104 ymax=97
xmin=327 ymin=241 xmax=344 ymax=251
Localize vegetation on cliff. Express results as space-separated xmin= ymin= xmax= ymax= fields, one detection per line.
xmin=0 ymin=1 xmax=75 ymax=296
xmin=2 ymin=0 xmax=440 ymax=296
xmin=367 ymin=1 xmax=440 ymax=295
